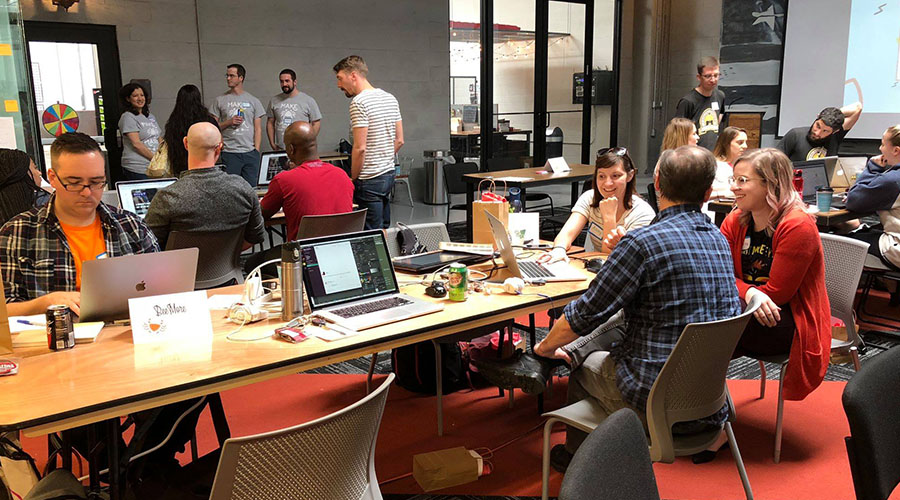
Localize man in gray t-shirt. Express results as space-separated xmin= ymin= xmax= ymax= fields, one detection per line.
xmin=209 ymin=63 xmax=266 ymax=186
xmin=267 ymin=68 xmax=322 ymax=150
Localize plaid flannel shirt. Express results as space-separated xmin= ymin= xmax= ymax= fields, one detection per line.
xmin=0 ymin=195 xmax=159 ymax=302
xmin=564 ymin=204 xmax=741 ymax=414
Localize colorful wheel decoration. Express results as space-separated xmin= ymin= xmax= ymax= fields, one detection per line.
xmin=42 ymin=104 xmax=80 ymax=137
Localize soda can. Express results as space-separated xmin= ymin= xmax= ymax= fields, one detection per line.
xmin=447 ymin=263 xmax=468 ymax=302
xmin=46 ymin=305 xmax=75 ymax=351
xmin=236 ymin=107 xmax=244 ymax=118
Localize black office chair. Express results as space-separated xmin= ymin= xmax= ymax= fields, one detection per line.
xmin=297 ymin=209 xmax=367 ymax=239
xmin=166 ymin=227 xmax=245 ymax=289
xmin=442 ymin=162 xmax=480 ymax=225
xmin=646 ymin=183 xmax=659 ymax=213
xmin=843 ymin=346 xmax=900 ymax=500
xmin=558 ymin=408 xmax=661 ymax=500
xmin=486 ymin=157 xmax=554 ymax=215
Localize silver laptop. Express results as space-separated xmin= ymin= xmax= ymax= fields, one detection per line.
xmin=300 ymin=230 xmax=443 ymax=331
xmin=116 ymin=179 xmax=176 ymax=219
xmin=485 ymin=212 xmax=586 ymax=283
xmin=79 ymin=248 xmax=199 ymax=322
xmin=257 ymin=151 xmax=290 ymax=194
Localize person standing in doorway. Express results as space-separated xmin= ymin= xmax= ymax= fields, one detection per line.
xmin=674 ymin=56 xmax=726 ymax=151
xmin=266 ymin=68 xmax=322 ymax=150
xmin=209 ymin=64 xmax=265 ymax=186
xmin=333 ymin=55 xmax=403 ymax=229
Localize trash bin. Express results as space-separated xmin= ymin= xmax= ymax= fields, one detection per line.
xmin=424 ymin=150 xmax=454 ymax=205
xmin=546 ymin=126 xmax=564 ymax=158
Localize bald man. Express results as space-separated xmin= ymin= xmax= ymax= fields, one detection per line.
xmin=259 ymin=121 xmax=353 ymax=241
xmin=145 ymin=122 xmax=265 ymax=253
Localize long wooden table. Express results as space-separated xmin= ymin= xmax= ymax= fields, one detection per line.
xmin=463 ymin=164 xmax=594 ymax=241
xmin=707 ymin=199 xmax=863 ymax=228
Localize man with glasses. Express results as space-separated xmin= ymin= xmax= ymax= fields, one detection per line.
xmin=210 ymin=63 xmax=266 ymax=186
xmin=674 ymin=56 xmax=726 ymax=151
xmin=0 ymin=132 xmax=158 ymax=316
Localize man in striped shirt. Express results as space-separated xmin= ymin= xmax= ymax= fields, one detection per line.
xmin=334 ymin=55 xmax=404 ymax=229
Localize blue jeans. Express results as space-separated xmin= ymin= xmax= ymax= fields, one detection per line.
xmin=221 ymin=150 xmax=261 ymax=186
xmin=354 ymin=172 xmax=395 ymax=229
xmin=123 ymin=169 xmax=148 ymax=181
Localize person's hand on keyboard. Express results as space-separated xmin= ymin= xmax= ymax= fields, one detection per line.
xmin=537 ymin=246 xmax=569 ymax=264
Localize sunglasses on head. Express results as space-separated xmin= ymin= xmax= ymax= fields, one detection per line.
xmin=597 ymin=147 xmax=628 ymax=158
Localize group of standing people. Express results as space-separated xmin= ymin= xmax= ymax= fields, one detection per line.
xmin=116 ymin=54 xmax=402 ymax=230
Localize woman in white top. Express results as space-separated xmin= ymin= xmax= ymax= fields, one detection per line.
xmin=711 ymin=126 xmax=748 ymax=198
xmin=540 ymin=147 xmax=656 ymax=262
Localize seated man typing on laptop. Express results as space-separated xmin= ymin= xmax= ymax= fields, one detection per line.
xmin=0 ymin=132 xmax=159 ymax=316
xmin=532 ymin=146 xmax=742 ymax=471
xmin=145 ymin=122 xmax=266 ymax=252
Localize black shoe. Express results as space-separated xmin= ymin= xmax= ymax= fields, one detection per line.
xmin=692 ymin=442 xmax=728 ymax=464
xmin=549 ymin=444 xmax=574 ymax=473
xmin=472 ymin=351 xmax=558 ymax=395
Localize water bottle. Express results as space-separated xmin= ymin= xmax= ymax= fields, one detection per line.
xmin=792 ymin=169 xmax=804 ymax=194
xmin=280 ymin=241 xmax=304 ymax=321
xmin=508 ymin=187 xmax=524 ymax=213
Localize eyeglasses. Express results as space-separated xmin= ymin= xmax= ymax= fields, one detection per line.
xmin=700 ymin=72 xmax=720 ymax=80
xmin=57 ymin=179 xmax=106 ymax=192
xmin=597 ymin=147 xmax=628 ymax=157
xmin=727 ymin=175 xmax=764 ymax=187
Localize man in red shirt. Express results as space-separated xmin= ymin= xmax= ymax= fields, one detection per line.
xmin=260 ymin=121 xmax=353 ymax=240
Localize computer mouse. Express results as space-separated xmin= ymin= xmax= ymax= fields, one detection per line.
xmin=425 ymin=281 xmax=447 ymax=298
xmin=585 ymin=258 xmax=605 ymax=274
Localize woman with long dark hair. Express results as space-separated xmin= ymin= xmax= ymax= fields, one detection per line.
xmin=118 ymin=82 xmax=160 ymax=180
xmin=0 ymin=149 xmax=51 ymax=226
xmin=161 ymin=84 xmax=218 ymax=177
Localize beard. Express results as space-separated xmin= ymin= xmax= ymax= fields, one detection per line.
xmin=806 ymin=125 xmax=831 ymax=147
xmin=281 ymin=85 xmax=294 ymax=94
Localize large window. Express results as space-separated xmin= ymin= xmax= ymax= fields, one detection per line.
xmin=0 ymin=1 xmax=42 ymax=167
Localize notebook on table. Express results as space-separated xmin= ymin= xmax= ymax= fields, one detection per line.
xmin=300 ymin=230 xmax=443 ymax=331
xmin=485 ymin=211 xmax=586 ymax=283
xmin=116 ymin=178 xmax=176 ymax=219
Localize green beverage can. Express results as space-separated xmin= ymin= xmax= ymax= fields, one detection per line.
xmin=447 ymin=262 xmax=468 ymax=302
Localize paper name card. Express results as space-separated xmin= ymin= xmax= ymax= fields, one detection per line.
xmin=545 ymin=156 xmax=570 ymax=173
xmin=129 ymin=291 xmax=213 ymax=344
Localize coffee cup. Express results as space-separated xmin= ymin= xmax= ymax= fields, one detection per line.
xmin=816 ymin=186 xmax=834 ymax=212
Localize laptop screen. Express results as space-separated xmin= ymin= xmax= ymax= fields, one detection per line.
xmin=793 ymin=160 xmax=829 ymax=199
xmin=258 ymin=152 xmax=290 ymax=186
xmin=116 ymin=179 xmax=176 ymax=218
xmin=300 ymin=231 xmax=398 ymax=309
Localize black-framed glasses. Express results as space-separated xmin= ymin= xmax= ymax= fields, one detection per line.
xmin=58 ymin=179 xmax=106 ymax=192
xmin=597 ymin=147 xmax=627 ymax=158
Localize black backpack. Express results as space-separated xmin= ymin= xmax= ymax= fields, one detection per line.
xmin=391 ymin=341 xmax=468 ymax=395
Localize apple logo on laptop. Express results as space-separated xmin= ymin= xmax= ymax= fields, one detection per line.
xmin=135 ymin=281 xmax=147 ymax=292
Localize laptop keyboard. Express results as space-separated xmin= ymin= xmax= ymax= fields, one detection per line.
xmin=519 ymin=261 xmax=554 ymax=279
xmin=331 ymin=296 xmax=413 ymax=318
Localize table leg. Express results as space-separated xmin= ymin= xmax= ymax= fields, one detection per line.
xmin=106 ymin=418 xmax=122 ymax=500
xmin=86 ymin=425 xmax=100 ymax=493
xmin=571 ymin=181 xmax=579 ymax=206
xmin=208 ymin=393 xmax=232 ymax=447
xmin=466 ymin=184 xmax=475 ymax=242
xmin=60 ymin=431 xmax=72 ymax=470
xmin=432 ymin=339 xmax=443 ymax=436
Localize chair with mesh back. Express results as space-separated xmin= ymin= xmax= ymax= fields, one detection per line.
xmin=541 ymin=294 xmax=762 ymax=500
xmin=383 ymin=222 xmax=450 ymax=258
xmin=486 ymin=157 xmax=554 ymax=215
xmin=166 ymin=227 xmax=245 ymax=290
xmin=855 ymin=251 xmax=900 ymax=332
xmin=391 ymin=155 xmax=414 ymax=207
xmin=443 ymin=162 xmax=480 ymax=224
xmin=297 ymin=209 xmax=367 ymax=240
xmin=209 ymin=373 xmax=394 ymax=500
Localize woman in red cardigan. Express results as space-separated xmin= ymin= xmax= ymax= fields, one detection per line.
xmin=720 ymin=148 xmax=831 ymax=401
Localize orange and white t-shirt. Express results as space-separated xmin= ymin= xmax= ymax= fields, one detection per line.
xmin=59 ymin=217 xmax=108 ymax=289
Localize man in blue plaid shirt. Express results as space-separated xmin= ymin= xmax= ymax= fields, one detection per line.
xmin=535 ymin=146 xmax=741 ymax=470
xmin=0 ymin=133 xmax=158 ymax=316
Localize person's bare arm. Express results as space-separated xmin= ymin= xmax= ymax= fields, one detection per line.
xmin=253 ymin=117 xmax=262 ymax=151
xmin=534 ymin=314 xmax=580 ymax=358
xmin=311 ymin=120 xmax=321 ymax=137
xmin=7 ymin=292 xmax=81 ymax=317
xmin=266 ymin=117 xmax=277 ymax=150
xmin=125 ymin=132 xmax=154 ymax=160
xmin=841 ymin=102 xmax=863 ymax=132
xmin=394 ymin=121 xmax=404 ymax=154
xmin=351 ymin=127 xmax=368 ymax=180
xmin=538 ymin=212 xmax=587 ymax=263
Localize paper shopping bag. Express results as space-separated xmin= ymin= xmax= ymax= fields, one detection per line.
xmin=472 ymin=200 xmax=509 ymax=245
xmin=413 ymin=446 xmax=481 ymax=492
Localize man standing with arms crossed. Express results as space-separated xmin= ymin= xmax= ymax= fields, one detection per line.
xmin=674 ymin=56 xmax=726 ymax=151
xmin=334 ymin=55 xmax=404 ymax=229
xmin=210 ymin=63 xmax=266 ymax=186
xmin=267 ymin=68 xmax=322 ymax=150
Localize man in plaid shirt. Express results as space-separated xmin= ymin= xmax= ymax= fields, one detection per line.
xmin=534 ymin=146 xmax=741 ymax=469
xmin=0 ymin=133 xmax=158 ymax=316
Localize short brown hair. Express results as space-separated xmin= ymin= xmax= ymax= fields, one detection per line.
xmin=333 ymin=55 xmax=368 ymax=77
xmin=656 ymin=146 xmax=717 ymax=204
xmin=697 ymin=56 xmax=719 ymax=75
xmin=50 ymin=132 xmax=101 ymax=168
xmin=590 ymin=148 xmax=637 ymax=210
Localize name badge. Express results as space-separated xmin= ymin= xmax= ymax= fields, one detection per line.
xmin=711 ymin=101 xmax=720 ymax=111
xmin=129 ymin=290 xmax=213 ymax=344
xmin=742 ymin=236 xmax=751 ymax=252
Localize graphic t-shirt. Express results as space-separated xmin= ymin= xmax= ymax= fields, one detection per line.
xmin=59 ymin=217 xmax=108 ymax=289
xmin=266 ymin=92 xmax=322 ymax=149
xmin=776 ymin=126 xmax=848 ymax=162
xmin=209 ymin=92 xmax=266 ymax=153
xmin=674 ymin=88 xmax=725 ymax=151
xmin=740 ymin=227 xmax=773 ymax=286
xmin=118 ymin=112 xmax=161 ymax=174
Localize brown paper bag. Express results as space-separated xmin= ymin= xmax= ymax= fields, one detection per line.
xmin=413 ymin=446 xmax=480 ymax=492
xmin=0 ymin=282 xmax=11 ymax=355
xmin=472 ymin=200 xmax=509 ymax=245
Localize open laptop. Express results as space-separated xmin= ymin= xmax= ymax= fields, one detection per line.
xmin=485 ymin=212 xmax=586 ymax=283
xmin=792 ymin=158 xmax=846 ymax=208
xmin=78 ymin=248 xmax=199 ymax=322
xmin=257 ymin=151 xmax=290 ymax=194
xmin=300 ymin=230 xmax=443 ymax=331
xmin=833 ymin=157 xmax=866 ymax=190
xmin=116 ymin=179 xmax=176 ymax=218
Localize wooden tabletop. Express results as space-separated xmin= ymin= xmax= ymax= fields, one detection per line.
xmin=707 ymin=199 xmax=862 ymax=227
xmin=463 ymin=164 xmax=594 ymax=187
xmin=1 ymin=269 xmax=592 ymax=436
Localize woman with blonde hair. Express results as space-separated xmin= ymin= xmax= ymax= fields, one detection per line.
xmin=720 ymin=148 xmax=831 ymax=402
xmin=660 ymin=117 xmax=699 ymax=152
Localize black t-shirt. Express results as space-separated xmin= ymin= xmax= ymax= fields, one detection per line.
xmin=776 ymin=126 xmax=848 ymax=162
xmin=674 ymin=88 xmax=726 ymax=151
xmin=741 ymin=227 xmax=774 ymax=286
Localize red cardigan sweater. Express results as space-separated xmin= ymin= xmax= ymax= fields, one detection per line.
xmin=720 ymin=208 xmax=831 ymax=401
